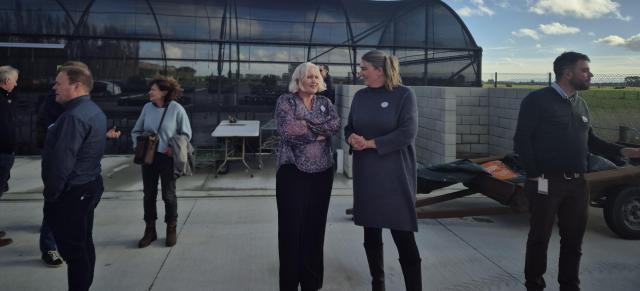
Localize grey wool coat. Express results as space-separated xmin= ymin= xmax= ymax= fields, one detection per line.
xmin=344 ymin=85 xmax=419 ymax=232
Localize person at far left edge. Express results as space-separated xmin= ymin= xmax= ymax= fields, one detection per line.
xmin=0 ymin=65 xmax=19 ymax=248
xmin=42 ymin=63 xmax=107 ymax=291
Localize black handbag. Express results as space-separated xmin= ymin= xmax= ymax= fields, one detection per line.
xmin=134 ymin=102 xmax=170 ymax=165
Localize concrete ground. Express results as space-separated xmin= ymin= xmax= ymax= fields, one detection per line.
xmin=1 ymin=156 xmax=639 ymax=291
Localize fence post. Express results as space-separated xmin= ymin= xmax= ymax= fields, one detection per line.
xmin=494 ymin=72 xmax=497 ymax=88
xmin=619 ymin=126 xmax=629 ymax=143
xmin=548 ymin=72 xmax=552 ymax=87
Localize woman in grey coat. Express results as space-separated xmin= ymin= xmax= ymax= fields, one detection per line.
xmin=345 ymin=50 xmax=421 ymax=291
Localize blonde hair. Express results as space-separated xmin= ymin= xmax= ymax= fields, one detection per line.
xmin=361 ymin=50 xmax=402 ymax=91
xmin=288 ymin=62 xmax=327 ymax=93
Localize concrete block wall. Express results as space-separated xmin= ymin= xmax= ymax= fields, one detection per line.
xmin=487 ymin=88 xmax=533 ymax=155
xmin=435 ymin=87 xmax=534 ymax=157
xmin=414 ymin=86 xmax=457 ymax=166
xmin=452 ymin=87 xmax=490 ymax=157
xmin=335 ymin=85 xmax=535 ymax=175
xmin=335 ymin=85 xmax=364 ymax=178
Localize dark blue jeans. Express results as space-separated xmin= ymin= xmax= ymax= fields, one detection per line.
xmin=40 ymin=215 xmax=57 ymax=254
xmin=276 ymin=165 xmax=334 ymax=291
xmin=45 ymin=177 xmax=103 ymax=291
xmin=524 ymin=178 xmax=589 ymax=291
xmin=141 ymin=153 xmax=177 ymax=223
xmin=0 ymin=152 xmax=15 ymax=196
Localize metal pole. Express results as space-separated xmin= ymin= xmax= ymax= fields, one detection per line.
xmin=494 ymin=72 xmax=497 ymax=88
xmin=548 ymin=72 xmax=552 ymax=87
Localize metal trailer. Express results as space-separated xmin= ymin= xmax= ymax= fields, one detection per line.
xmin=346 ymin=155 xmax=640 ymax=239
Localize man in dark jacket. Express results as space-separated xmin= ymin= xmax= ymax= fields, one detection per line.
xmin=0 ymin=65 xmax=19 ymax=247
xmin=514 ymin=52 xmax=640 ymax=291
xmin=319 ymin=64 xmax=335 ymax=103
xmin=42 ymin=63 xmax=106 ymax=291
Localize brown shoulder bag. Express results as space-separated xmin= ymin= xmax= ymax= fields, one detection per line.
xmin=134 ymin=102 xmax=170 ymax=165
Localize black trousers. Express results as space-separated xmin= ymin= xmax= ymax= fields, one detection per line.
xmin=45 ymin=177 xmax=103 ymax=291
xmin=363 ymin=227 xmax=420 ymax=263
xmin=524 ymin=178 xmax=589 ymax=291
xmin=276 ymin=164 xmax=334 ymax=291
xmin=141 ymin=153 xmax=177 ymax=223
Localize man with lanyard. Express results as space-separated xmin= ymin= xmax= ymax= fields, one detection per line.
xmin=42 ymin=63 xmax=106 ymax=291
xmin=514 ymin=51 xmax=640 ymax=291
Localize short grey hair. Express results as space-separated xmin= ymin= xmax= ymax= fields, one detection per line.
xmin=288 ymin=62 xmax=326 ymax=93
xmin=0 ymin=66 xmax=19 ymax=84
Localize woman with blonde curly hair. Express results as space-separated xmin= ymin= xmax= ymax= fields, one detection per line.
xmin=132 ymin=76 xmax=192 ymax=247
xmin=275 ymin=62 xmax=340 ymax=290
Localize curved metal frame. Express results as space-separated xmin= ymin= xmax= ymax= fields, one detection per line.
xmin=52 ymin=0 xmax=77 ymax=28
xmin=143 ymin=0 xmax=168 ymax=73
xmin=6 ymin=0 xmax=482 ymax=86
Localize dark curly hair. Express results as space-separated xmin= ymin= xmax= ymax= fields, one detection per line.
xmin=149 ymin=76 xmax=183 ymax=103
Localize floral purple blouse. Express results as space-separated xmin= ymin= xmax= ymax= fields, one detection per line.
xmin=275 ymin=93 xmax=340 ymax=173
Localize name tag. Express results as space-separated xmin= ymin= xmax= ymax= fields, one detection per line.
xmin=537 ymin=177 xmax=549 ymax=195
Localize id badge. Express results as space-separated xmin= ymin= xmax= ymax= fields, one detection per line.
xmin=537 ymin=177 xmax=549 ymax=195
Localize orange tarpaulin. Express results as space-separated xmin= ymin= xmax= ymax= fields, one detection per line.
xmin=480 ymin=160 xmax=519 ymax=181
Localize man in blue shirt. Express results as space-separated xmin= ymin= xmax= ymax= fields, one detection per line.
xmin=42 ymin=63 xmax=106 ymax=291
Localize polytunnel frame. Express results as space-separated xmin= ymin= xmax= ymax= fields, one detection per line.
xmin=6 ymin=0 xmax=482 ymax=86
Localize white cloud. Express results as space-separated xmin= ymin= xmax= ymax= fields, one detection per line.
xmin=595 ymin=34 xmax=640 ymax=51
xmin=595 ymin=35 xmax=626 ymax=46
xmin=538 ymin=22 xmax=580 ymax=35
xmin=627 ymin=35 xmax=640 ymax=50
xmin=529 ymin=0 xmax=630 ymax=21
xmin=512 ymin=28 xmax=540 ymax=40
xmin=588 ymin=32 xmax=596 ymax=36
xmin=535 ymin=44 xmax=542 ymax=48
xmin=457 ymin=7 xmax=474 ymax=17
xmin=494 ymin=0 xmax=509 ymax=8
xmin=457 ymin=0 xmax=495 ymax=17
xmin=165 ymin=44 xmax=183 ymax=59
xmin=553 ymin=47 xmax=567 ymax=54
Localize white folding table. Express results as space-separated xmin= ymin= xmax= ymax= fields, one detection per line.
xmin=211 ymin=120 xmax=260 ymax=177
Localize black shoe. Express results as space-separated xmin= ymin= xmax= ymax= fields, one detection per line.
xmin=42 ymin=250 xmax=64 ymax=267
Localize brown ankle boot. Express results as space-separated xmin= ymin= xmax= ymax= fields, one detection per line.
xmin=138 ymin=222 xmax=157 ymax=248
xmin=166 ymin=221 xmax=177 ymax=247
